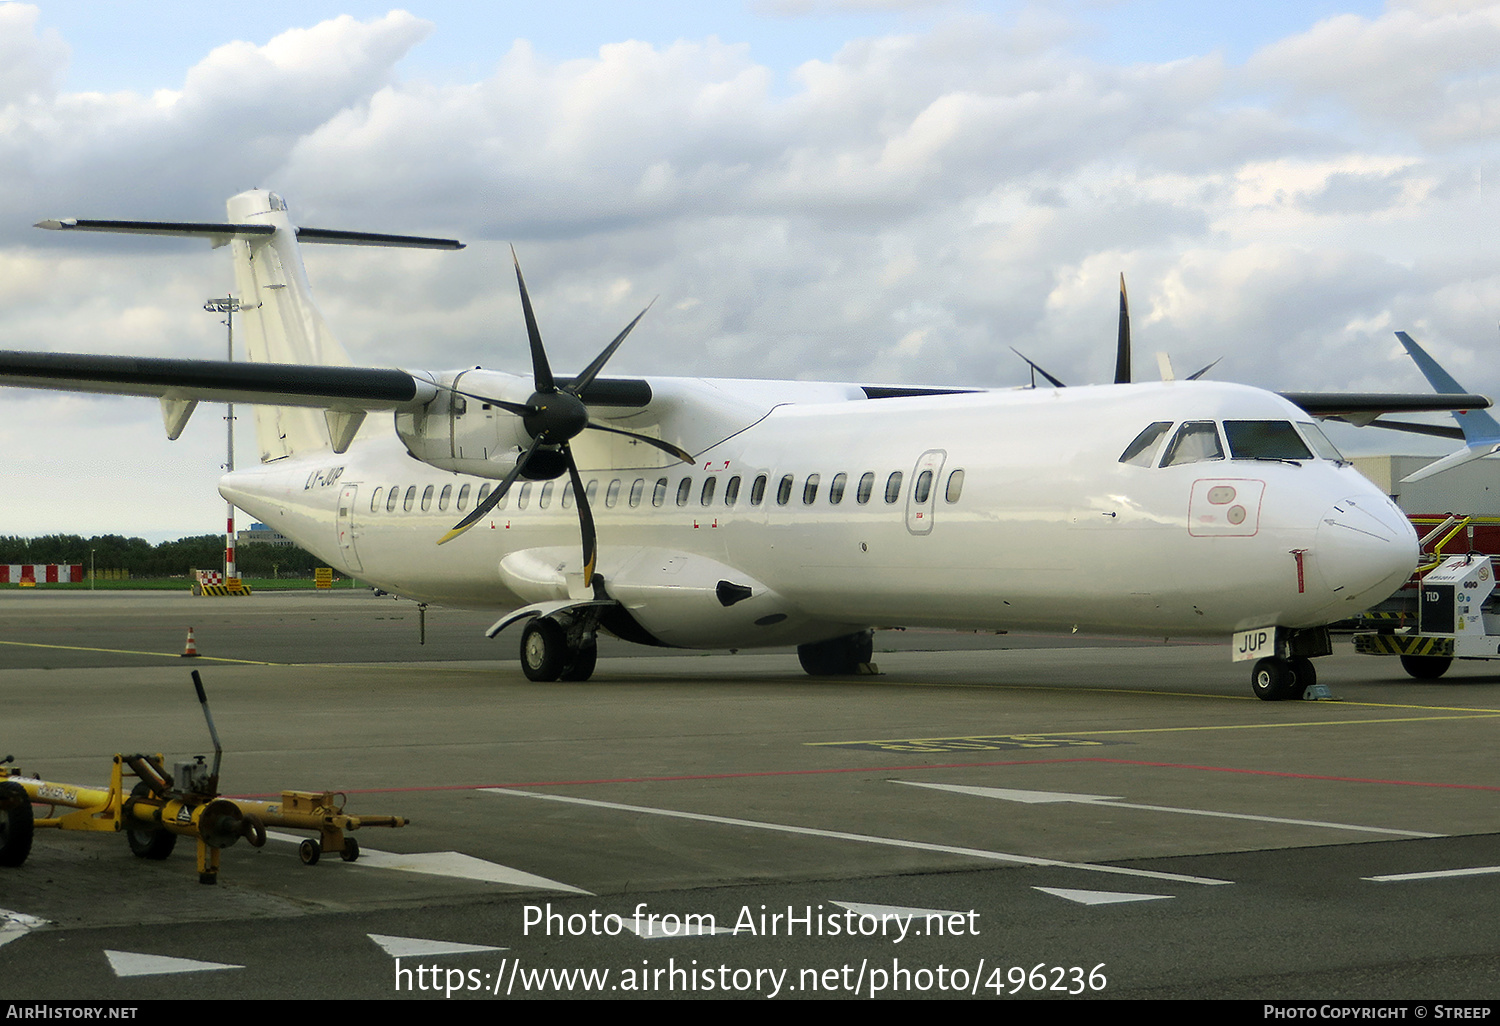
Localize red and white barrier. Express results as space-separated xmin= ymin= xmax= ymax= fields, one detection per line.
xmin=0 ymin=564 xmax=85 ymax=583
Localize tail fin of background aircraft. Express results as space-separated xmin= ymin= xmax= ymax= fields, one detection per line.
xmin=1395 ymin=331 xmax=1500 ymax=483
xmin=36 ymin=189 xmax=462 ymax=462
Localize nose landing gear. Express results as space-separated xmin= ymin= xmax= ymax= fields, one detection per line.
xmin=1251 ymin=656 xmax=1316 ymax=701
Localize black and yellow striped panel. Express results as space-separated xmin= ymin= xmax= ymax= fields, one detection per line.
xmin=1353 ymin=633 xmax=1454 ymax=657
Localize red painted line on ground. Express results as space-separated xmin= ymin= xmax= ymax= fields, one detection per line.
xmin=230 ymin=755 xmax=1500 ymax=798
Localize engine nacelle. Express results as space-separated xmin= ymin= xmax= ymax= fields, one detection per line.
xmin=395 ymin=369 xmax=534 ymax=480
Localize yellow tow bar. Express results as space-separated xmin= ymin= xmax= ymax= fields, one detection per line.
xmin=0 ymin=671 xmax=407 ymax=883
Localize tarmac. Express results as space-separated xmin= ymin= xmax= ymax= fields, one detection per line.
xmin=1 ymin=590 xmax=1498 ymax=1001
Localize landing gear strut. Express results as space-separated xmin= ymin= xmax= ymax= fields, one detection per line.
xmin=520 ymin=615 xmax=599 ymax=682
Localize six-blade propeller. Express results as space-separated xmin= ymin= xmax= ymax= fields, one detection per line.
xmin=436 ymin=250 xmax=695 ymax=591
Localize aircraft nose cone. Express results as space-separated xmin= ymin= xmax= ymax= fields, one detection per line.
xmin=1315 ymin=496 xmax=1417 ymax=603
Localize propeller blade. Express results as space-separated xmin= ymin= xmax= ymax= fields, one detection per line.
xmin=1009 ymin=347 xmax=1067 ymax=388
xmin=568 ymin=299 xmax=656 ymax=395
xmin=511 ymin=247 xmax=554 ymax=394
xmin=564 ymin=445 xmax=597 ymax=587
xmin=1115 ymin=273 xmax=1131 ymax=385
xmin=1186 ymin=357 xmax=1222 ymax=381
xmin=437 ymin=435 xmax=544 ymax=545
xmin=584 ymin=421 xmax=695 ymax=464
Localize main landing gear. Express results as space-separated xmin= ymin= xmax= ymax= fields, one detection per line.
xmin=520 ymin=616 xmax=599 ymax=682
xmin=798 ymin=630 xmax=876 ymax=676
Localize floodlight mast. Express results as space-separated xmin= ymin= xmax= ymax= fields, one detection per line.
xmin=204 ymin=296 xmax=241 ymax=580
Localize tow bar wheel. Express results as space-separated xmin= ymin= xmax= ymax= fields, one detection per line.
xmin=0 ymin=781 xmax=34 ymax=868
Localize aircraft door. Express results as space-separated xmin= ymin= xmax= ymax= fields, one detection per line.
xmin=906 ymin=449 xmax=946 ymax=536
xmin=337 ymin=484 xmax=363 ymax=572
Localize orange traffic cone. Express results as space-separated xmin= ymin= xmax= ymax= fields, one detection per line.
xmin=182 ymin=628 xmax=200 ymax=658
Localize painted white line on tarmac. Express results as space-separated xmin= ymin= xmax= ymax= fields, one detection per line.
xmin=106 ymin=950 xmax=241 ymax=977
xmin=263 ymin=829 xmax=591 ymax=893
xmin=1034 ymin=887 xmax=1173 ymax=906
xmin=483 ymin=788 xmax=1232 ymax=886
xmin=1365 ymin=865 xmax=1500 ymax=882
xmin=896 ymin=781 xmax=1444 ymax=838
xmin=369 ymin=934 xmax=506 ymax=957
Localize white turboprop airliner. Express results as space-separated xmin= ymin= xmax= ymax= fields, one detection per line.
xmin=1 ymin=190 xmax=1488 ymax=699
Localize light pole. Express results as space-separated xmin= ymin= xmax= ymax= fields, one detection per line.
xmin=204 ymin=296 xmax=241 ymax=580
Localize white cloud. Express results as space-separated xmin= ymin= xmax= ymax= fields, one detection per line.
xmin=3 ymin=3 xmax=1500 ymax=536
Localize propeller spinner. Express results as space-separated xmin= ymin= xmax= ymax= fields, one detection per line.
xmin=436 ymin=251 xmax=694 ymax=590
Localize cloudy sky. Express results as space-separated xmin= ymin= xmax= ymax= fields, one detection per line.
xmin=2 ymin=0 xmax=1498 ymax=541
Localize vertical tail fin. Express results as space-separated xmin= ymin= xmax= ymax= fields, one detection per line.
xmin=35 ymin=190 xmax=463 ymax=461
xmin=1395 ymin=331 xmax=1500 ymax=483
xmin=225 ymin=190 xmax=353 ymax=460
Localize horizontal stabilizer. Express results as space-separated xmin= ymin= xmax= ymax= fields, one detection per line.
xmin=1402 ymin=442 xmax=1500 ymax=483
xmin=295 ymin=227 xmax=464 ymax=250
xmin=35 ymin=218 xmax=462 ymax=250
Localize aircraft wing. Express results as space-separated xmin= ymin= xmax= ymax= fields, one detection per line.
xmin=1277 ymin=391 xmax=1492 ymax=421
xmin=0 ymin=350 xmax=435 ymax=411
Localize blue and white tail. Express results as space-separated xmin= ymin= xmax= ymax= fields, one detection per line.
xmin=1396 ymin=330 xmax=1500 ymax=483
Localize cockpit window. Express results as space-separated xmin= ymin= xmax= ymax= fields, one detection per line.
xmin=1119 ymin=422 xmax=1173 ymax=466
xmin=1223 ymin=421 xmax=1313 ymax=461
xmin=1297 ymin=421 xmax=1346 ymax=462
xmin=1160 ymin=421 xmax=1224 ymax=467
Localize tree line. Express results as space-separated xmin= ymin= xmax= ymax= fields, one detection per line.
xmin=0 ymin=534 xmax=328 ymax=578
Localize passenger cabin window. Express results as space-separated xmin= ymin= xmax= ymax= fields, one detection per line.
xmin=829 ymin=473 xmax=847 ymax=504
xmin=371 ymin=487 xmax=384 ymax=513
xmin=457 ymin=484 xmax=471 ymax=511
xmin=776 ymin=475 xmax=794 ymax=505
xmin=421 ymin=485 xmax=434 ymax=511
xmin=724 ymin=476 xmax=741 ymax=505
xmin=477 ymin=483 xmax=492 ymax=508
xmin=750 ymin=475 xmax=767 ymax=505
xmin=884 ymin=471 xmax=903 ymax=503
xmin=914 ymin=470 xmax=932 ymax=504
xmin=605 ymin=479 xmax=621 ymax=508
xmin=803 ymin=474 xmax=820 ymax=504
xmin=856 ymin=473 xmax=875 ymax=504
xmin=438 ymin=484 xmax=452 ymax=511
xmin=403 ymin=486 xmax=417 ymax=512
xmin=562 ymin=482 xmax=575 ymax=509
xmin=1160 ymin=422 xmax=1224 ymax=467
xmin=629 ymin=479 xmax=645 ymax=507
xmin=652 ymin=478 xmax=668 ymax=507
xmin=539 ymin=481 xmax=554 ymax=508
xmin=945 ymin=469 xmax=964 ymax=503
xmin=517 ymin=483 xmax=531 ymax=509
xmin=1119 ymin=422 xmax=1173 ymax=467
xmin=1223 ymin=421 xmax=1312 ymax=461
xmin=676 ymin=478 xmax=692 ymax=506
xmin=701 ymin=477 xmax=717 ymax=505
